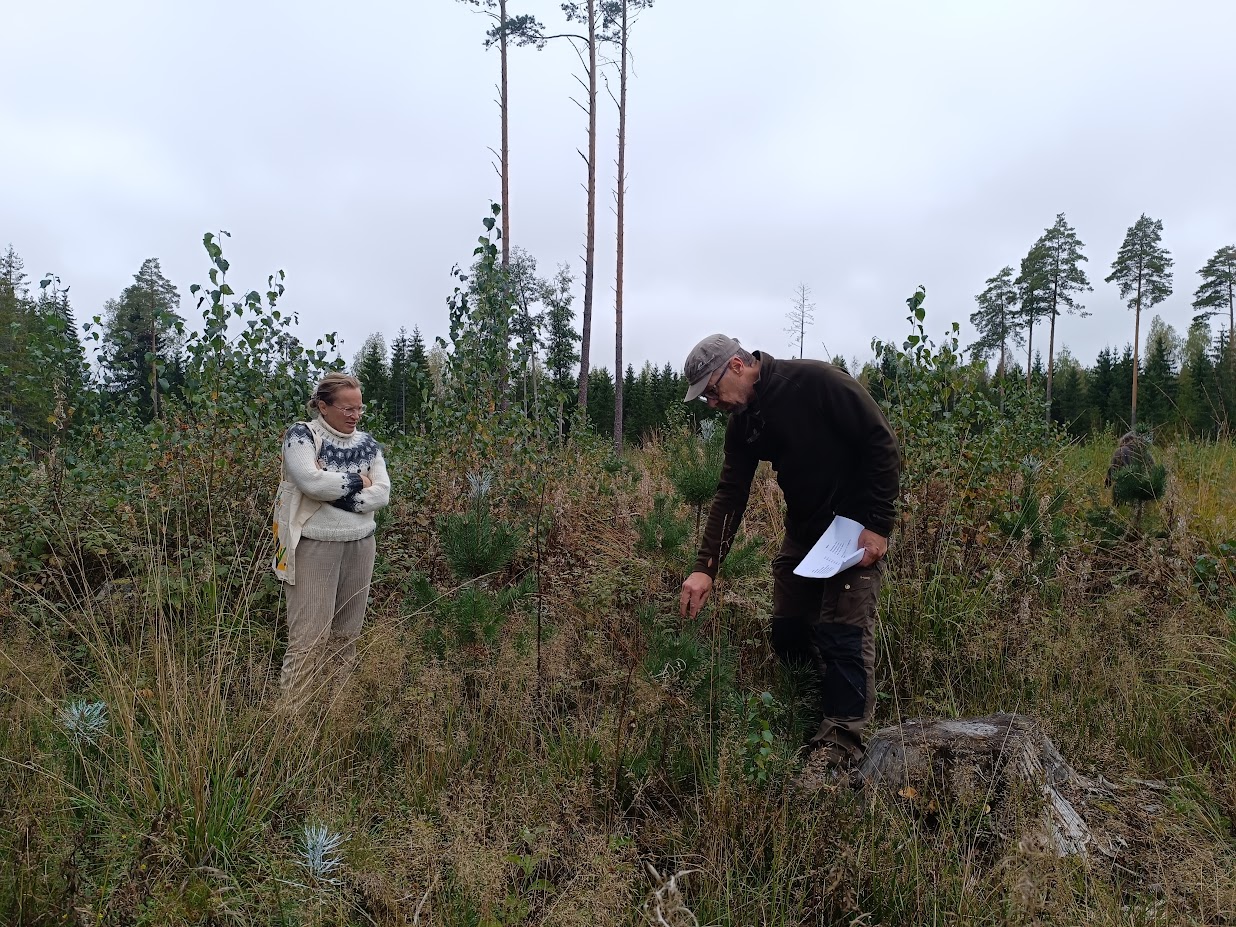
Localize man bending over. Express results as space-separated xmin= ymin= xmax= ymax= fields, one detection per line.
xmin=679 ymin=334 xmax=900 ymax=769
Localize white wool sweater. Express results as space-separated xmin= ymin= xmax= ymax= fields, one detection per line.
xmin=282 ymin=418 xmax=391 ymax=542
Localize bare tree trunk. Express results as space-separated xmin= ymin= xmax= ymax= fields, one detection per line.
xmin=1026 ymin=319 xmax=1034 ymax=391
xmin=576 ymin=0 xmax=597 ymax=412
xmin=1131 ymin=273 xmax=1143 ymax=429
xmin=499 ymin=0 xmax=510 ymax=267
xmin=612 ymin=0 xmax=629 ymax=455
xmin=1229 ymin=280 xmax=1235 ymax=386
xmin=1046 ymin=302 xmax=1057 ymax=422
xmin=788 ymin=283 xmax=812 ymax=359
xmin=150 ymin=279 xmax=159 ymax=420
xmin=999 ymin=298 xmax=1008 ymax=412
xmin=1045 ymin=269 xmax=1061 ymax=422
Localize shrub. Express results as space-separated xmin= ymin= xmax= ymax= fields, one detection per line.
xmin=634 ymin=494 xmax=691 ymax=556
xmin=1111 ymin=461 xmax=1167 ymax=504
xmin=427 ymin=576 xmax=534 ymax=654
xmin=438 ymin=471 xmax=522 ymax=583
xmin=666 ymin=416 xmax=724 ymax=540
xmin=739 ymin=690 xmax=786 ymax=785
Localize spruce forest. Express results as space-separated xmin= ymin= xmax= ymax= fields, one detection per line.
xmin=2 ymin=2 xmax=1235 ymax=926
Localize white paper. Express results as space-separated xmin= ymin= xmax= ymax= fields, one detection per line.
xmin=793 ymin=515 xmax=865 ymax=578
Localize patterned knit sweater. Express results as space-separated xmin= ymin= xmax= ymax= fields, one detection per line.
xmin=282 ymin=417 xmax=391 ymax=542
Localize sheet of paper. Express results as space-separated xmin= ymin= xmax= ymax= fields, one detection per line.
xmin=793 ymin=515 xmax=865 ymax=578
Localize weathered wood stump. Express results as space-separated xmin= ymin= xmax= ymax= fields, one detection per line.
xmin=858 ymin=713 xmax=1092 ymax=856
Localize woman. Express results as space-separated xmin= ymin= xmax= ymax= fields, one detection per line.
xmin=279 ymin=372 xmax=390 ymax=703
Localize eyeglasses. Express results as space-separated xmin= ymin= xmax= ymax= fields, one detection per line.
xmin=698 ymin=364 xmax=729 ymax=403
xmin=329 ymin=402 xmax=365 ymax=417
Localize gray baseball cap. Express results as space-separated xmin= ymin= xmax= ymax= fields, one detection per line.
xmin=683 ymin=333 xmax=742 ymax=401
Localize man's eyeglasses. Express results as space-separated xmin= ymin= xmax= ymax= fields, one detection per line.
xmin=329 ymin=402 xmax=365 ymax=417
xmin=698 ymin=364 xmax=729 ymax=403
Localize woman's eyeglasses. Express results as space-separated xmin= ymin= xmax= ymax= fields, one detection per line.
xmin=329 ymin=403 xmax=365 ymax=417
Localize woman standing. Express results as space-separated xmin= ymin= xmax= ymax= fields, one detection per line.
xmin=279 ymin=372 xmax=390 ymax=703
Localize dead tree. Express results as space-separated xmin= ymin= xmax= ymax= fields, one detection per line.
xmin=858 ymin=713 xmax=1091 ymax=856
xmin=459 ymin=0 xmax=543 ymax=266
xmin=507 ymin=4 xmax=613 ymax=413
xmin=607 ymin=0 xmax=655 ymax=450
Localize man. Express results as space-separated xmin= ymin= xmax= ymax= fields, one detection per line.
xmin=678 ymin=334 xmax=900 ymax=769
xmin=1105 ymin=430 xmax=1154 ymax=502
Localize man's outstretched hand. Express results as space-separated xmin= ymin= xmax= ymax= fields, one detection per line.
xmin=679 ymin=571 xmax=714 ymax=619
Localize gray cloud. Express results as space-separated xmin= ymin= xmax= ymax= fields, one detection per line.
xmin=3 ymin=0 xmax=1233 ymax=382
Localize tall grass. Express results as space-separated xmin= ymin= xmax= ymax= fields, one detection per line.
xmin=1 ymin=427 xmax=1234 ymax=924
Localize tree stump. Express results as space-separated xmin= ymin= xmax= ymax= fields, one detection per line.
xmin=858 ymin=713 xmax=1092 ymax=856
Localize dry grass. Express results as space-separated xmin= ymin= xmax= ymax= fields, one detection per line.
xmin=1 ymin=429 xmax=1234 ymax=924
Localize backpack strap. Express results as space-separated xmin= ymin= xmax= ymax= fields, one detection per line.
xmin=282 ymin=419 xmax=324 ymax=481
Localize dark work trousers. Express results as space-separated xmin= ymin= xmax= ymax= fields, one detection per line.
xmin=771 ymin=535 xmax=882 ymax=762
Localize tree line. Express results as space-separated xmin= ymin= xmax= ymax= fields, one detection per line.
xmin=349 ymin=238 xmax=713 ymax=443
xmin=0 ymin=248 xmax=86 ymax=443
xmin=867 ymin=312 xmax=1236 ymax=440
xmin=1027 ymin=317 xmax=1234 ymax=439
xmin=4 ymin=208 xmax=1233 ymax=460
xmin=0 ymin=230 xmax=714 ymax=453
xmin=967 ymin=212 xmax=1234 ymax=429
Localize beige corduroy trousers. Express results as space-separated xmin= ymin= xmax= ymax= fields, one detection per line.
xmin=279 ymin=534 xmax=376 ymax=705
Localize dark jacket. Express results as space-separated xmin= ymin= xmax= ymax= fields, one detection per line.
xmin=1105 ymin=436 xmax=1154 ymax=486
xmin=693 ymin=352 xmax=900 ymax=577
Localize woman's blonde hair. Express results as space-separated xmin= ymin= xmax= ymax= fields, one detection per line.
xmin=308 ymin=372 xmax=362 ymax=417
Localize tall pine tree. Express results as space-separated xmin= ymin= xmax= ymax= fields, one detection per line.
xmin=606 ymin=0 xmax=656 ymax=453
xmin=1034 ymin=213 xmax=1091 ymax=421
xmin=505 ymin=4 xmax=614 ymax=412
xmin=969 ymin=265 xmax=1021 ymax=375
xmin=969 ymin=264 xmax=1022 ymax=410
xmin=1192 ymin=244 xmax=1236 ymax=336
xmin=1106 ymin=215 xmax=1173 ymax=429
xmin=1193 ymin=244 xmax=1236 ymax=379
xmin=1015 ymin=241 xmax=1052 ymax=393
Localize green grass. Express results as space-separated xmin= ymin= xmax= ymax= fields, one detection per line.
xmin=2 ymin=429 xmax=1234 ymax=924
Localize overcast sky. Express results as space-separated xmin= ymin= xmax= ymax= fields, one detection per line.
xmin=3 ymin=0 xmax=1234 ymax=378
